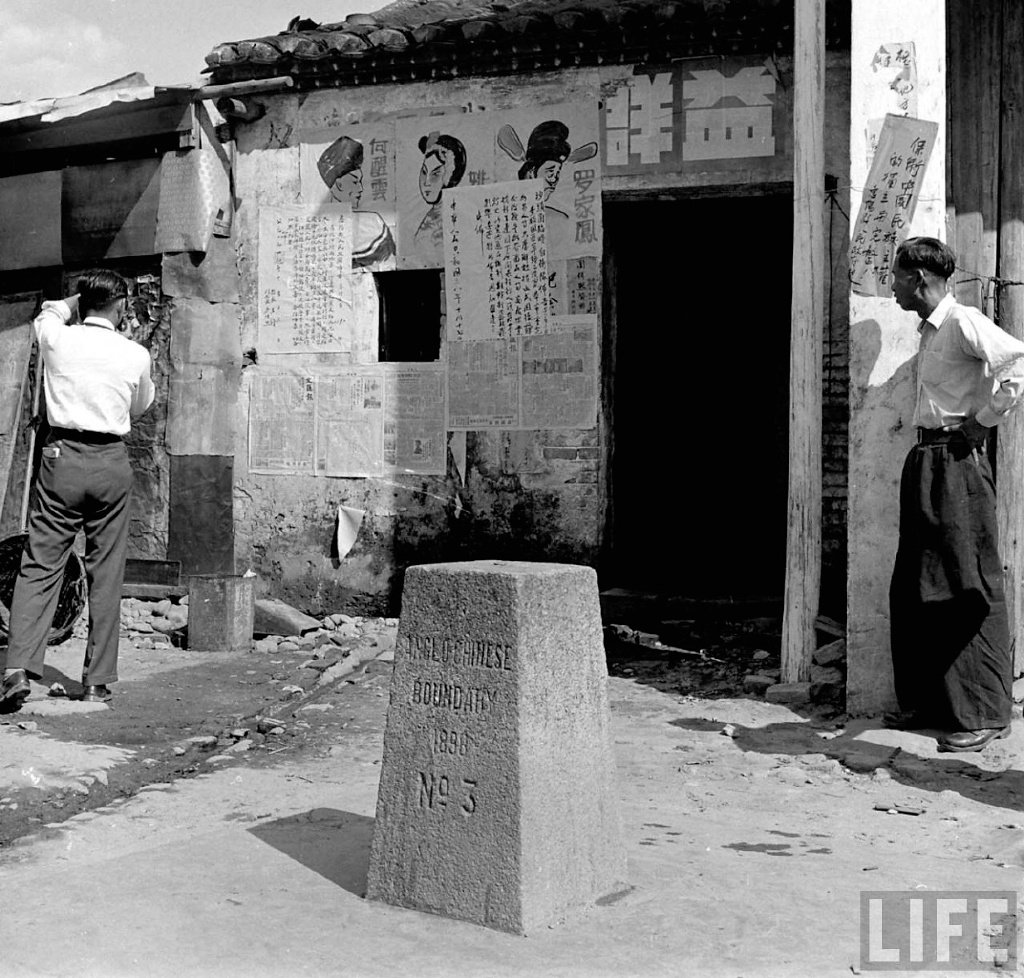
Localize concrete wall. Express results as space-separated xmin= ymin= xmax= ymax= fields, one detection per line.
xmin=846 ymin=3 xmax=946 ymax=714
xmin=229 ymin=55 xmax=851 ymax=616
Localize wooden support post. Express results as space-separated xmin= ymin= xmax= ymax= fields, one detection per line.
xmin=947 ymin=0 xmax=1001 ymax=313
xmin=782 ymin=0 xmax=825 ymax=683
xmin=997 ymin=0 xmax=1024 ymax=678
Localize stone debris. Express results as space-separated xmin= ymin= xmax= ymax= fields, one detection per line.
xmin=253 ymin=597 xmax=322 ymax=637
xmin=742 ymin=674 xmax=775 ymax=694
xmin=812 ymin=639 xmax=846 ymax=668
xmin=764 ymin=682 xmax=812 ymax=706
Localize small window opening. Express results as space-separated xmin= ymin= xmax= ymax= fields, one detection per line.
xmin=375 ymin=269 xmax=443 ymax=362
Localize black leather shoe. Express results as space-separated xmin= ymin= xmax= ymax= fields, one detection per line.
xmin=0 ymin=669 xmax=30 ymax=711
xmin=937 ymin=726 xmax=1011 ymax=753
xmin=81 ymin=684 xmax=112 ymax=704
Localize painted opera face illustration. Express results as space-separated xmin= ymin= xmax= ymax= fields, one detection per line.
xmin=317 ymin=134 xmax=396 ymax=268
xmin=497 ymin=120 xmax=598 ymax=220
xmin=414 ymin=131 xmax=468 ymax=253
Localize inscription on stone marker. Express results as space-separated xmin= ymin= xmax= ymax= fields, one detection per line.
xmin=399 ymin=633 xmax=513 ymax=829
xmin=417 ymin=772 xmax=479 ymax=815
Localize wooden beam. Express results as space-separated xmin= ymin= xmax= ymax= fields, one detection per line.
xmin=191 ymin=76 xmax=295 ymax=100
xmin=996 ymin=0 xmax=1024 ymax=679
xmin=782 ymin=0 xmax=825 ymax=683
xmin=0 ymin=100 xmax=194 ymax=155
xmin=947 ymin=0 xmax=1000 ymax=312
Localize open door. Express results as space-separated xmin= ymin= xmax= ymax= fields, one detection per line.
xmin=605 ymin=193 xmax=793 ymax=600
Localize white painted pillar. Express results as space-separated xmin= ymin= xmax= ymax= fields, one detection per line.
xmin=846 ymin=1 xmax=946 ymax=714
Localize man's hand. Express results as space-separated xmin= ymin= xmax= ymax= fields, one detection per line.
xmin=947 ymin=416 xmax=989 ymax=449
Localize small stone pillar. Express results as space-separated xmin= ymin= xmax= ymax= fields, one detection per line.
xmin=366 ymin=560 xmax=625 ymax=935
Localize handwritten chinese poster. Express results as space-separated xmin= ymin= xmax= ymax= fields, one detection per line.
xmin=850 ymin=114 xmax=938 ymax=297
xmin=257 ymin=205 xmax=354 ymax=354
xmin=442 ymin=180 xmax=550 ymax=341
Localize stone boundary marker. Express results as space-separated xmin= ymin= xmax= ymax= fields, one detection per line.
xmin=367 ymin=560 xmax=625 ymax=934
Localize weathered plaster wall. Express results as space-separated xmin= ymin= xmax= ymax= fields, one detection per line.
xmin=232 ymin=70 xmax=607 ymax=614
xmin=847 ymin=4 xmax=946 ymax=714
xmin=230 ymin=56 xmax=851 ymax=617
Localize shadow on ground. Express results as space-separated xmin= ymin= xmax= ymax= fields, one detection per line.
xmin=671 ymin=716 xmax=1024 ymax=814
xmin=248 ymin=808 xmax=373 ymax=895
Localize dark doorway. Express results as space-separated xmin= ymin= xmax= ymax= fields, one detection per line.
xmin=605 ymin=193 xmax=792 ymax=600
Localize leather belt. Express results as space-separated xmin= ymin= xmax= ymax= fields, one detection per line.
xmin=49 ymin=426 xmax=122 ymax=445
xmin=916 ymin=427 xmax=957 ymax=444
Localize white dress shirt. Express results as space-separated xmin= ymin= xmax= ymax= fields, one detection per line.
xmin=914 ymin=292 xmax=1024 ymax=429
xmin=34 ymin=299 xmax=154 ymax=436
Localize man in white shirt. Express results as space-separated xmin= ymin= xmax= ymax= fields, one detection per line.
xmin=0 ymin=269 xmax=154 ymax=710
xmin=887 ymin=237 xmax=1024 ymax=751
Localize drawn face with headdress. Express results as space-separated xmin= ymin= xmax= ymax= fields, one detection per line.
xmin=518 ymin=121 xmax=571 ymax=202
xmin=417 ymin=132 xmax=467 ymax=206
xmin=498 ymin=120 xmax=599 ymax=206
xmin=317 ymin=135 xmax=364 ymax=208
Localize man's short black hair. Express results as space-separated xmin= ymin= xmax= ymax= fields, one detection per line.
xmin=894 ymin=237 xmax=956 ymax=280
xmin=76 ymin=269 xmax=129 ymax=313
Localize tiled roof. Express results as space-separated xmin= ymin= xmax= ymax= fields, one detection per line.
xmin=204 ymin=0 xmax=850 ymax=88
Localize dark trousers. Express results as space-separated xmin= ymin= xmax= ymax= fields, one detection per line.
xmin=6 ymin=433 xmax=132 ymax=686
xmin=889 ymin=439 xmax=1013 ymax=730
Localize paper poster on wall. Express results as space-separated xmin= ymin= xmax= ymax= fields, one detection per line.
xmin=601 ymin=58 xmax=784 ymax=177
xmin=299 ymin=123 xmax=397 ymax=271
xmin=849 ymin=113 xmax=938 ymax=298
xmin=350 ymin=269 xmax=381 ymax=364
xmin=493 ymin=102 xmax=601 ymax=261
xmin=155 ymin=137 xmax=231 ymax=253
xmin=316 ymin=369 xmax=384 ymax=477
xmin=257 ymin=205 xmax=354 ymax=354
xmin=548 ymin=256 xmax=600 ymax=316
xmin=383 ymin=363 xmax=446 ymax=475
xmin=446 ymin=338 xmax=519 ymax=430
xmin=442 ymin=180 xmax=550 ymax=341
xmin=248 ymin=373 xmax=316 ymax=474
xmin=395 ymin=114 xmax=495 ymax=269
xmin=871 ymin=42 xmax=918 ymax=117
xmin=520 ymin=317 xmax=598 ymax=429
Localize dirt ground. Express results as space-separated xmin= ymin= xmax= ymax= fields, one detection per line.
xmin=1 ymin=605 xmax=1022 ymax=977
